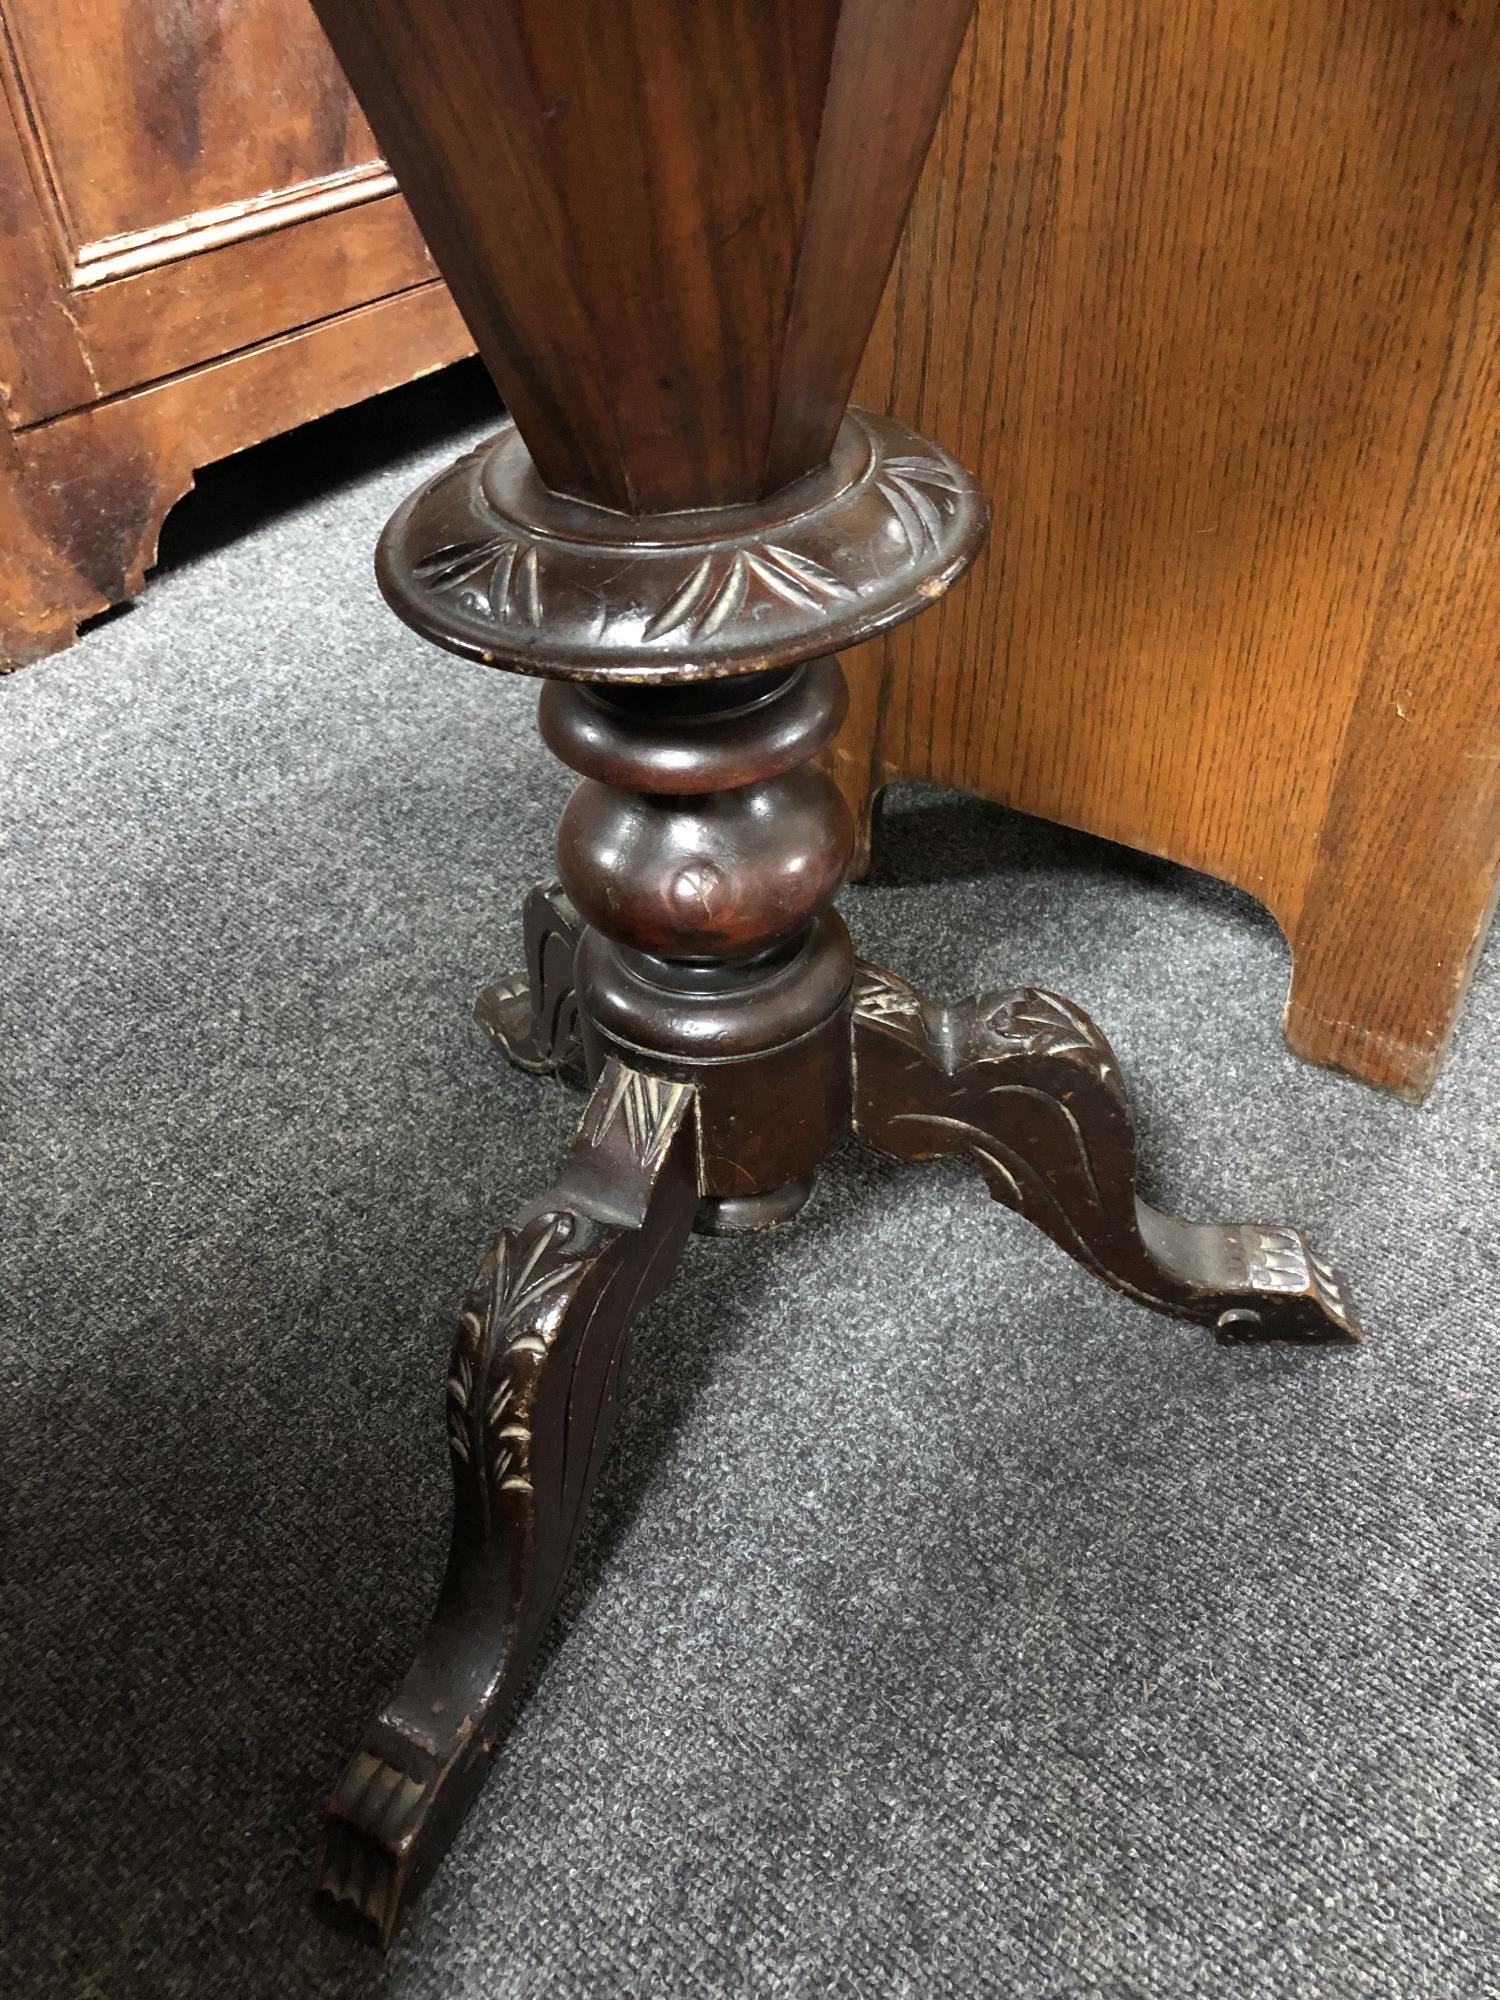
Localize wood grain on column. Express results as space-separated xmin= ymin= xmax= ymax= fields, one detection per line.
xmin=765 ymin=0 xmax=976 ymax=489
xmin=844 ymin=0 xmax=1499 ymax=1099
xmin=1286 ymin=212 xmax=1500 ymax=1097
xmin=310 ymin=0 xmax=852 ymax=509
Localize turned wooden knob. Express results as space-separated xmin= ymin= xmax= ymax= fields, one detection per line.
xmin=547 ymin=662 xmax=853 ymax=964
xmin=556 ymin=768 xmax=852 ymax=961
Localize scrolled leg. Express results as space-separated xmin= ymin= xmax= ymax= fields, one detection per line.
xmin=851 ymin=965 xmax=1361 ymax=1344
xmin=316 ymin=1059 xmax=698 ymax=1944
xmin=474 ymin=879 xmax=583 ymax=1077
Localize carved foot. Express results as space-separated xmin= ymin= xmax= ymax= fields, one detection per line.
xmin=851 ymin=966 xmax=1361 ymax=1344
xmin=316 ymin=1060 xmax=697 ymax=1944
xmin=474 ymin=879 xmax=583 ymax=1076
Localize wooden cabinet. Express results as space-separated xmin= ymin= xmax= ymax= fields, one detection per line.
xmin=842 ymin=0 xmax=1499 ymax=1101
xmin=0 ymin=0 xmax=473 ymax=666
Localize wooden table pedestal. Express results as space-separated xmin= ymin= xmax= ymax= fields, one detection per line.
xmin=306 ymin=0 xmax=1363 ymax=1944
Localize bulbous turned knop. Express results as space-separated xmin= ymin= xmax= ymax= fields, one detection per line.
xmin=556 ymin=767 xmax=854 ymax=962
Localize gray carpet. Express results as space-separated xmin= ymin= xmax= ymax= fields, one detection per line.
xmin=3 ymin=366 xmax=1496 ymax=2000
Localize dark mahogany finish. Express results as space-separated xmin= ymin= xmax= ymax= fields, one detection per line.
xmin=309 ymin=0 xmax=1362 ymax=1945
xmin=851 ymin=968 xmax=1357 ymax=1338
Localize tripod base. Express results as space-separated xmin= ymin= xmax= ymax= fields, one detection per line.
xmin=316 ymin=880 xmax=1359 ymax=1944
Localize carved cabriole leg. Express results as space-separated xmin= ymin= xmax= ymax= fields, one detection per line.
xmin=316 ymin=1058 xmax=697 ymax=1944
xmin=474 ymin=879 xmax=583 ymax=1078
xmin=851 ymin=966 xmax=1361 ymax=1344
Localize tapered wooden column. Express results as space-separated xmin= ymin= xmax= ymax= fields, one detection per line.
xmin=308 ymin=0 xmax=1361 ymax=1944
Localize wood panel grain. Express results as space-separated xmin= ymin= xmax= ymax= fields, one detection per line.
xmin=0 ymin=38 xmax=98 ymax=422
xmin=1285 ymin=211 xmax=1500 ymax=1092
xmin=2 ymin=280 xmax=472 ymax=667
xmin=62 ymin=195 xmax=440 ymax=405
xmin=842 ymin=0 xmax=1499 ymax=1099
xmin=3 ymin=0 xmax=378 ymax=253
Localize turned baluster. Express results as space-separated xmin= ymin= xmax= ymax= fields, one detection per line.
xmin=546 ymin=662 xmax=854 ymax=1229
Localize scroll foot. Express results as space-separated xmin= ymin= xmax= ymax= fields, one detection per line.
xmin=474 ymin=879 xmax=583 ymax=1077
xmin=851 ymin=965 xmax=1361 ymax=1344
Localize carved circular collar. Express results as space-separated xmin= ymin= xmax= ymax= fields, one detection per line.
xmin=376 ymin=407 xmax=989 ymax=684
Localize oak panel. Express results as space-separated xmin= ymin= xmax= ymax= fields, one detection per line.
xmin=844 ymin=0 xmax=1499 ymax=1098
